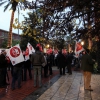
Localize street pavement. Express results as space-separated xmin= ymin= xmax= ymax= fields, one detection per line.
xmin=24 ymin=67 xmax=100 ymax=100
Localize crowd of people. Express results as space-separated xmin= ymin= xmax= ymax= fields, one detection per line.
xmin=0 ymin=46 xmax=95 ymax=91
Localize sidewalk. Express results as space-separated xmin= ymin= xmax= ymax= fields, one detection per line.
xmin=0 ymin=67 xmax=59 ymax=100
xmin=24 ymin=71 xmax=100 ymax=100
xmin=0 ymin=67 xmax=100 ymax=100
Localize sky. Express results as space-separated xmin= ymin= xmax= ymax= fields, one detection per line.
xmin=0 ymin=1 xmax=82 ymax=36
xmin=0 ymin=6 xmax=29 ymax=34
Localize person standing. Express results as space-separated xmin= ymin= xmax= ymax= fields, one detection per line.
xmin=11 ymin=62 xmax=23 ymax=90
xmin=57 ymin=51 xmax=66 ymax=75
xmin=0 ymin=50 xmax=9 ymax=88
xmin=23 ymin=59 xmax=32 ymax=81
xmin=81 ymin=49 xmax=95 ymax=91
xmin=47 ymin=53 xmax=53 ymax=75
xmin=54 ymin=53 xmax=58 ymax=67
xmin=43 ymin=53 xmax=48 ymax=78
xmin=66 ymin=52 xmax=73 ymax=75
xmin=30 ymin=46 xmax=45 ymax=87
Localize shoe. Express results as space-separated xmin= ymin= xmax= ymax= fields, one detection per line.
xmin=85 ymin=89 xmax=93 ymax=91
xmin=11 ymin=87 xmax=15 ymax=90
xmin=39 ymin=85 xmax=42 ymax=88
xmin=18 ymin=86 xmax=22 ymax=89
xmin=23 ymin=78 xmax=27 ymax=81
xmin=44 ymin=76 xmax=48 ymax=78
xmin=69 ymin=73 xmax=72 ymax=75
xmin=34 ymin=86 xmax=37 ymax=88
xmin=0 ymin=85 xmax=6 ymax=88
xmin=23 ymin=80 xmax=26 ymax=81
xmin=5 ymin=83 xmax=10 ymax=85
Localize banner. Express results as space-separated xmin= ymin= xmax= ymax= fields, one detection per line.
xmin=27 ymin=42 xmax=35 ymax=54
xmin=24 ymin=43 xmax=35 ymax=61
xmin=46 ymin=48 xmax=53 ymax=54
xmin=74 ymin=42 xmax=84 ymax=58
xmin=0 ymin=49 xmax=1 ymax=54
xmin=7 ymin=44 xmax=25 ymax=66
xmin=24 ymin=47 xmax=29 ymax=61
xmin=36 ymin=43 xmax=43 ymax=51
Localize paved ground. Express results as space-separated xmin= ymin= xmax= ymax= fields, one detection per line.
xmin=24 ymin=71 xmax=100 ymax=100
xmin=0 ymin=67 xmax=100 ymax=100
xmin=0 ymin=67 xmax=59 ymax=100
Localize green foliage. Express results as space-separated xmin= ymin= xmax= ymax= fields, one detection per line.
xmin=1 ymin=39 xmax=20 ymax=48
xmin=19 ymin=10 xmax=44 ymax=43
xmin=12 ymin=39 xmax=20 ymax=46
xmin=11 ymin=0 xmax=100 ymax=52
xmin=1 ymin=39 xmax=8 ymax=48
xmin=56 ymin=39 xmax=65 ymax=50
xmin=20 ymin=34 xmax=38 ymax=50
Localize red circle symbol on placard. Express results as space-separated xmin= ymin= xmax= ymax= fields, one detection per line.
xmin=10 ymin=47 xmax=20 ymax=57
xmin=25 ymin=47 xmax=29 ymax=56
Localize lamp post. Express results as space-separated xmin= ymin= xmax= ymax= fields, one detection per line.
xmin=18 ymin=7 xmax=19 ymax=35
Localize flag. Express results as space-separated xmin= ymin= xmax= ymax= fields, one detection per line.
xmin=0 ymin=49 xmax=1 ymax=54
xmin=24 ymin=43 xmax=35 ymax=61
xmin=49 ymin=48 xmax=53 ymax=53
xmin=7 ymin=44 xmax=25 ymax=66
xmin=36 ymin=43 xmax=43 ymax=51
xmin=24 ymin=47 xmax=30 ymax=61
xmin=46 ymin=48 xmax=53 ymax=54
xmin=75 ymin=42 xmax=84 ymax=58
xmin=27 ymin=42 xmax=35 ymax=54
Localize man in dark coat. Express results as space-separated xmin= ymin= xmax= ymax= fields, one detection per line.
xmin=57 ymin=51 xmax=66 ymax=75
xmin=0 ymin=50 xmax=9 ymax=88
xmin=66 ymin=52 xmax=73 ymax=75
xmin=81 ymin=49 xmax=95 ymax=91
xmin=23 ymin=59 xmax=32 ymax=81
xmin=11 ymin=62 xmax=23 ymax=90
xmin=47 ymin=53 xmax=53 ymax=75
xmin=43 ymin=53 xmax=48 ymax=78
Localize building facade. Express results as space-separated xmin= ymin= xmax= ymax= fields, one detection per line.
xmin=0 ymin=29 xmax=20 ymax=48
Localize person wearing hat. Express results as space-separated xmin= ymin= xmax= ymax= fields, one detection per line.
xmin=81 ymin=49 xmax=95 ymax=91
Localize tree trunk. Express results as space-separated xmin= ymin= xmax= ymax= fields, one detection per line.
xmin=7 ymin=10 xmax=15 ymax=48
xmin=88 ymin=37 xmax=92 ymax=50
xmin=96 ymin=40 xmax=100 ymax=71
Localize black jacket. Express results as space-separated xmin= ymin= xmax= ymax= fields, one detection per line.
xmin=0 ymin=54 xmax=7 ymax=68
